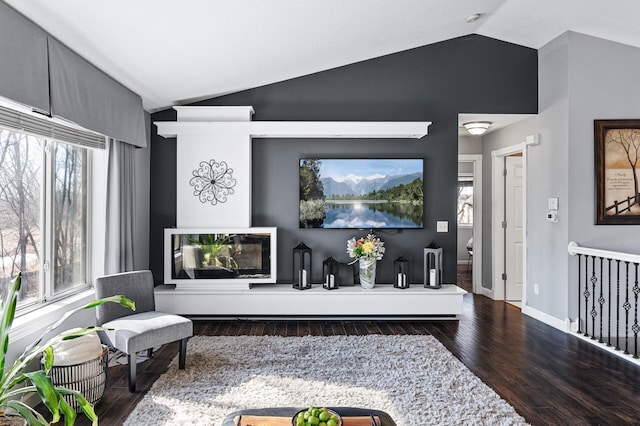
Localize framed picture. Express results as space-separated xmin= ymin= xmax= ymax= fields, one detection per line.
xmin=595 ymin=119 xmax=640 ymax=224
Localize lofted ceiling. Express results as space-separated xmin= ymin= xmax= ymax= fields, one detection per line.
xmin=4 ymin=0 xmax=640 ymax=113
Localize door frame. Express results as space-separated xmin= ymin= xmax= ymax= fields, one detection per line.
xmin=458 ymin=154 xmax=483 ymax=294
xmin=491 ymin=143 xmax=527 ymax=306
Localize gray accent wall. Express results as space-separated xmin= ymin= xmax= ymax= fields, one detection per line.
xmin=150 ymin=35 xmax=538 ymax=287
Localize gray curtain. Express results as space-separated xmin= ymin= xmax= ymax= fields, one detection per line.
xmin=105 ymin=138 xmax=136 ymax=274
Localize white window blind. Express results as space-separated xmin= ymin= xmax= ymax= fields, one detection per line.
xmin=0 ymin=105 xmax=105 ymax=150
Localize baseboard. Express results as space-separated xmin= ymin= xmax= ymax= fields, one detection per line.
xmin=480 ymin=286 xmax=493 ymax=299
xmin=522 ymin=305 xmax=568 ymax=331
xmin=571 ymin=331 xmax=640 ymax=367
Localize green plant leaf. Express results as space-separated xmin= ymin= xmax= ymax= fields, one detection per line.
xmin=58 ymin=387 xmax=98 ymax=426
xmin=57 ymin=396 xmax=77 ymax=426
xmin=25 ymin=370 xmax=61 ymax=422
xmin=43 ymin=346 xmax=54 ymax=373
xmin=0 ymin=273 xmax=21 ymax=380
xmin=4 ymin=398 xmax=48 ymax=425
xmin=82 ymin=295 xmax=136 ymax=312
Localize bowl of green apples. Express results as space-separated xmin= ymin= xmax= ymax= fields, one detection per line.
xmin=292 ymin=406 xmax=342 ymax=426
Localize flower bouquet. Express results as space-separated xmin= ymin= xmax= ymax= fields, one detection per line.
xmin=347 ymin=233 xmax=385 ymax=289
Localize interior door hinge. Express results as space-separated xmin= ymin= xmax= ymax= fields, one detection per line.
xmin=501 ymin=221 xmax=507 ymax=228
xmin=503 ymin=168 xmax=507 ymax=176
xmin=502 ymin=273 xmax=507 ymax=281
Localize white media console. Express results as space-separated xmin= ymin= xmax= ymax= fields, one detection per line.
xmin=154 ymin=284 xmax=467 ymax=319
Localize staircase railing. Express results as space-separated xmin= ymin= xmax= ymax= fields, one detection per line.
xmin=568 ymin=241 xmax=640 ymax=361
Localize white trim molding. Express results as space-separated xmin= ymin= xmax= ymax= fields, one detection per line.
xmin=491 ymin=142 xmax=526 ymax=301
xmin=522 ymin=305 xmax=568 ymax=332
xmin=156 ymin=106 xmax=431 ymax=139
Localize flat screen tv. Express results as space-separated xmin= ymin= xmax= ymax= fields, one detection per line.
xmin=299 ymin=158 xmax=424 ymax=229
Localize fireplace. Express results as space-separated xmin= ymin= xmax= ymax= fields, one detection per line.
xmin=164 ymin=228 xmax=277 ymax=287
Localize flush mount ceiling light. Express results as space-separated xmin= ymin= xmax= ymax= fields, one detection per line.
xmin=462 ymin=121 xmax=492 ymax=136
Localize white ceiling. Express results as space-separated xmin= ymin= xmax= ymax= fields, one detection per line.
xmin=5 ymin=0 xmax=640 ymax=113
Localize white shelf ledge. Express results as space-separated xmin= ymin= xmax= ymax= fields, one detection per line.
xmin=154 ymin=120 xmax=431 ymax=139
xmin=155 ymin=284 xmax=466 ymax=319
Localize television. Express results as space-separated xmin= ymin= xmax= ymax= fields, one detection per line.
xmin=299 ymin=158 xmax=424 ymax=229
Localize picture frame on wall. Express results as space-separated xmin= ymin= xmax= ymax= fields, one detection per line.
xmin=595 ymin=119 xmax=640 ymax=224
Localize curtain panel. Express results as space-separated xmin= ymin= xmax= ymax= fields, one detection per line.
xmin=104 ymin=138 xmax=136 ymax=274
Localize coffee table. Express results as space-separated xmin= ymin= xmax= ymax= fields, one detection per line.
xmin=222 ymin=407 xmax=396 ymax=426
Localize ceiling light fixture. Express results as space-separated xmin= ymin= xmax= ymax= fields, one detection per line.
xmin=465 ymin=13 xmax=482 ymax=24
xmin=463 ymin=121 xmax=492 ymax=136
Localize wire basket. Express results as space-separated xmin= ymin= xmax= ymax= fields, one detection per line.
xmin=47 ymin=345 xmax=109 ymax=412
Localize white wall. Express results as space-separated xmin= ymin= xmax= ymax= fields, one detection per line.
xmin=457 ymin=226 xmax=473 ymax=263
xmin=565 ymin=32 xmax=640 ymax=318
xmin=459 ymin=135 xmax=483 ymax=155
xmin=480 ymin=32 xmax=640 ymax=327
xmin=481 ymin=33 xmax=570 ymax=319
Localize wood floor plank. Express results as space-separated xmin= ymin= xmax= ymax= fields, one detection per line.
xmin=63 ymin=293 xmax=640 ymax=426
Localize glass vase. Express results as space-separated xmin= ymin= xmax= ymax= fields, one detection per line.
xmin=359 ymin=258 xmax=377 ymax=289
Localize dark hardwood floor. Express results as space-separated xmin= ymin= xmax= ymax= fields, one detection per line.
xmin=69 ymin=293 xmax=640 ymax=425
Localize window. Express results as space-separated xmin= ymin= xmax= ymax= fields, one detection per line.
xmin=457 ymin=176 xmax=473 ymax=225
xmin=0 ymin=127 xmax=90 ymax=310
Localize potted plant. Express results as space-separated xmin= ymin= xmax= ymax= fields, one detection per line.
xmin=0 ymin=272 xmax=135 ymax=425
xmin=188 ymin=235 xmax=238 ymax=269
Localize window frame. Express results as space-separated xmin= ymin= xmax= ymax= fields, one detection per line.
xmin=0 ymin=125 xmax=95 ymax=316
xmin=457 ymin=174 xmax=474 ymax=227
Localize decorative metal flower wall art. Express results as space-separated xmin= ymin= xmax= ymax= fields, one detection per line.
xmin=189 ymin=158 xmax=236 ymax=205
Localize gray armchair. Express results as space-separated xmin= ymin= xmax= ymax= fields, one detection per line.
xmin=94 ymin=270 xmax=193 ymax=392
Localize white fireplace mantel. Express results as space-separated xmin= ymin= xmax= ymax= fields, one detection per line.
xmin=155 ymin=106 xmax=431 ymax=139
xmin=155 ymin=120 xmax=431 ymax=139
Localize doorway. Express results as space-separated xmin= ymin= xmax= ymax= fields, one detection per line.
xmin=491 ymin=143 xmax=526 ymax=306
xmin=458 ymin=154 xmax=482 ymax=294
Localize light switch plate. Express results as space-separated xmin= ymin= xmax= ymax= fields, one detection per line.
xmin=548 ymin=197 xmax=558 ymax=210
xmin=436 ymin=221 xmax=449 ymax=233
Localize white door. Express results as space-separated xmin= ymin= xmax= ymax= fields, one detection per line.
xmin=505 ymin=155 xmax=523 ymax=302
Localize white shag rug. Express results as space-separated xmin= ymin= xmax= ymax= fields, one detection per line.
xmin=124 ymin=335 xmax=528 ymax=426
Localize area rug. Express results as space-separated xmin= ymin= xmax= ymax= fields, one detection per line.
xmin=124 ymin=335 xmax=528 ymax=426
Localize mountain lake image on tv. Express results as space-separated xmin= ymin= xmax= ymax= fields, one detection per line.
xmin=299 ymin=158 xmax=424 ymax=229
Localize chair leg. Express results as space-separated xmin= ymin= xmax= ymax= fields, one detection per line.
xmin=179 ymin=338 xmax=188 ymax=370
xmin=128 ymin=354 xmax=136 ymax=392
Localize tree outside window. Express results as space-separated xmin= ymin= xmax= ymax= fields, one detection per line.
xmin=0 ymin=128 xmax=89 ymax=308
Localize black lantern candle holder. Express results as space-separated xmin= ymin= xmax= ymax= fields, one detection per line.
xmin=322 ymin=255 xmax=340 ymax=290
xmin=292 ymin=241 xmax=312 ymax=290
xmin=423 ymin=247 xmax=443 ymax=289
xmin=393 ymin=255 xmax=410 ymax=289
